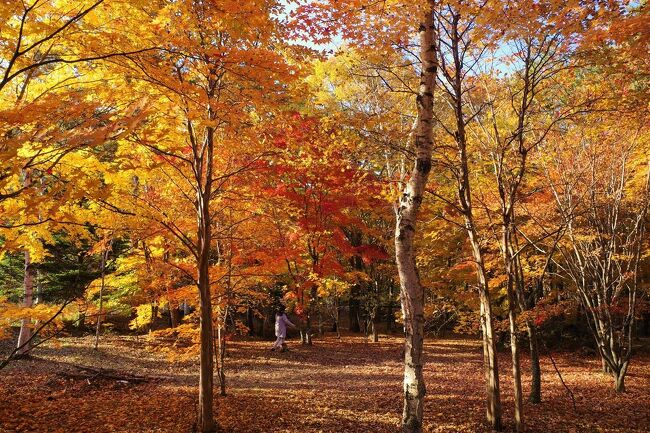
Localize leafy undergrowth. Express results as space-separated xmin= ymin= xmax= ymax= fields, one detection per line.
xmin=1 ymin=335 xmax=649 ymax=432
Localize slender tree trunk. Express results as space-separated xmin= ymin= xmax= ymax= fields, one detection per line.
xmin=318 ymin=312 xmax=323 ymax=336
xmin=246 ymin=307 xmax=254 ymax=336
xmin=216 ymin=318 xmax=227 ymax=396
xmin=16 ymin=250 xmax=34 ymax=356
xmin=349 ymin=294 xmax=361 ymax=332
xmin=348 ymin=229 xmax=363 ymax=333
xmin=306 ymin=285 xmax=317 ymax=345
xmin=527 ymin=322 xmax=541 ymax=404
xmin=446 ymin=8 xmax=502 ymax=428
xmin=394 ymin=3 xmax=437 ymax=431
xmin=371 ymin=313 xmax=379 ymax=343
xmin=33 ymin=269 xmax=42 ymax=329
xmin=335 ymin=298 xmax=341 ymax=339
xmin=183 ymin=299 xmax=190 ymax=316
xmin=305 ymin=314 xmax=312 ymax=345
xmin=387 ymin=296 xmax=394 ymax=332
xmin=504 ymin=229 xmax=524 ymax=432
xmin=507 ymin=287 xmax=524 ymax=432
xmin=94 ymin=247 xmax=108 ymax=350
xmin=473 ymin=256 xmax=503 ymax=432
xmin=149 ymin=302 xmax=158 ymax=332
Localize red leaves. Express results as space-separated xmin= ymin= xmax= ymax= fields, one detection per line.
xmin=521 ymin=298 xmax=578 ymax=329
xmin=356 ymin=244 xmax=389 ymax=265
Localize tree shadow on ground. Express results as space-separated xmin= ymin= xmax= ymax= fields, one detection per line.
xmin=2 ymin=335 xmax=650 ymax=433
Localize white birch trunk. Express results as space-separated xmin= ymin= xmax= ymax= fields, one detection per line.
xmin=394 ymin=2 xmax=437 ymax=432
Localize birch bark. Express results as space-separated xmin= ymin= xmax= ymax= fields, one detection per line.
xmin=394 ymin=2 xmax=437 ymax=431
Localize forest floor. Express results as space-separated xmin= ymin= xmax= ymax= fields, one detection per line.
xmin=0 ymin=334 xmax=649 ymax=433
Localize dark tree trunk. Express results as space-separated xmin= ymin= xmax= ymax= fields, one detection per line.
xmin=371 ymin=318 xmax=378 ymax=343
xmin=170 ymin=307 xmax=181 ymax=328
xmin=246 ymin=307 xmax=254 ymax=336
xmin=527 ymin=323 xmax=541 ymax=404
xmin=387 ymin=300 xmax=395 ymax=332
xmin=349 ymin=290 xmax=361 ymax=332
xmin=196 ymin=122 xmax=216 ymax=433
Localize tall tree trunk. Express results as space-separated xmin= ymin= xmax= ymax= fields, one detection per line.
xmin=215 ymin=314 xmax=227 ymax=397
xmin=504 ymin=229 xmax=524 ymax=432
xmin=196 ymin=125 xmax=216 ymax=433
xmin=527 ymin=322 xmax=541 ymax=404
xmin=197 ymin=250 xmax=215 ymax=431
xmin=94 ymin=246 xmax=108 ymax=350
xmin=519 ymin=246 xmax=542 ymax=405
xmin=394 ymin=2 xmax=437 ymax=431
xmin=16 ymin=250 xmax=35 ymax=356
xmin=507 ymin=286 xmax=524 ymax=432
xmin=472 ymin=249 xmax=503 ymax=432
xmin=446 ymin=9 xmax=502 ymax=429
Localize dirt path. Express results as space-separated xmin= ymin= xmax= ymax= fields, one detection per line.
xmin=1 ymin=335 xmax=649 ymax=432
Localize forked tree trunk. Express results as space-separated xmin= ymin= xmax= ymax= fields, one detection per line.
xmin=16 ymin=250 xmax=35 ymax=356
xmin=602 ymin=357 xmax=611 ymax=374
xmin=394 ymin=2 xmax=437 ymax=431
xmin=614 ymin=365 xmax=627 ymax=392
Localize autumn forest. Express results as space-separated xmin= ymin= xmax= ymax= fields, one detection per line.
xmin=1 ymin=1 xmax=649 ymax=432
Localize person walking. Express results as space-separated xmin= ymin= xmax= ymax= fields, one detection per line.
xmin=271 ymin=306 xmax=296 ymax=352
